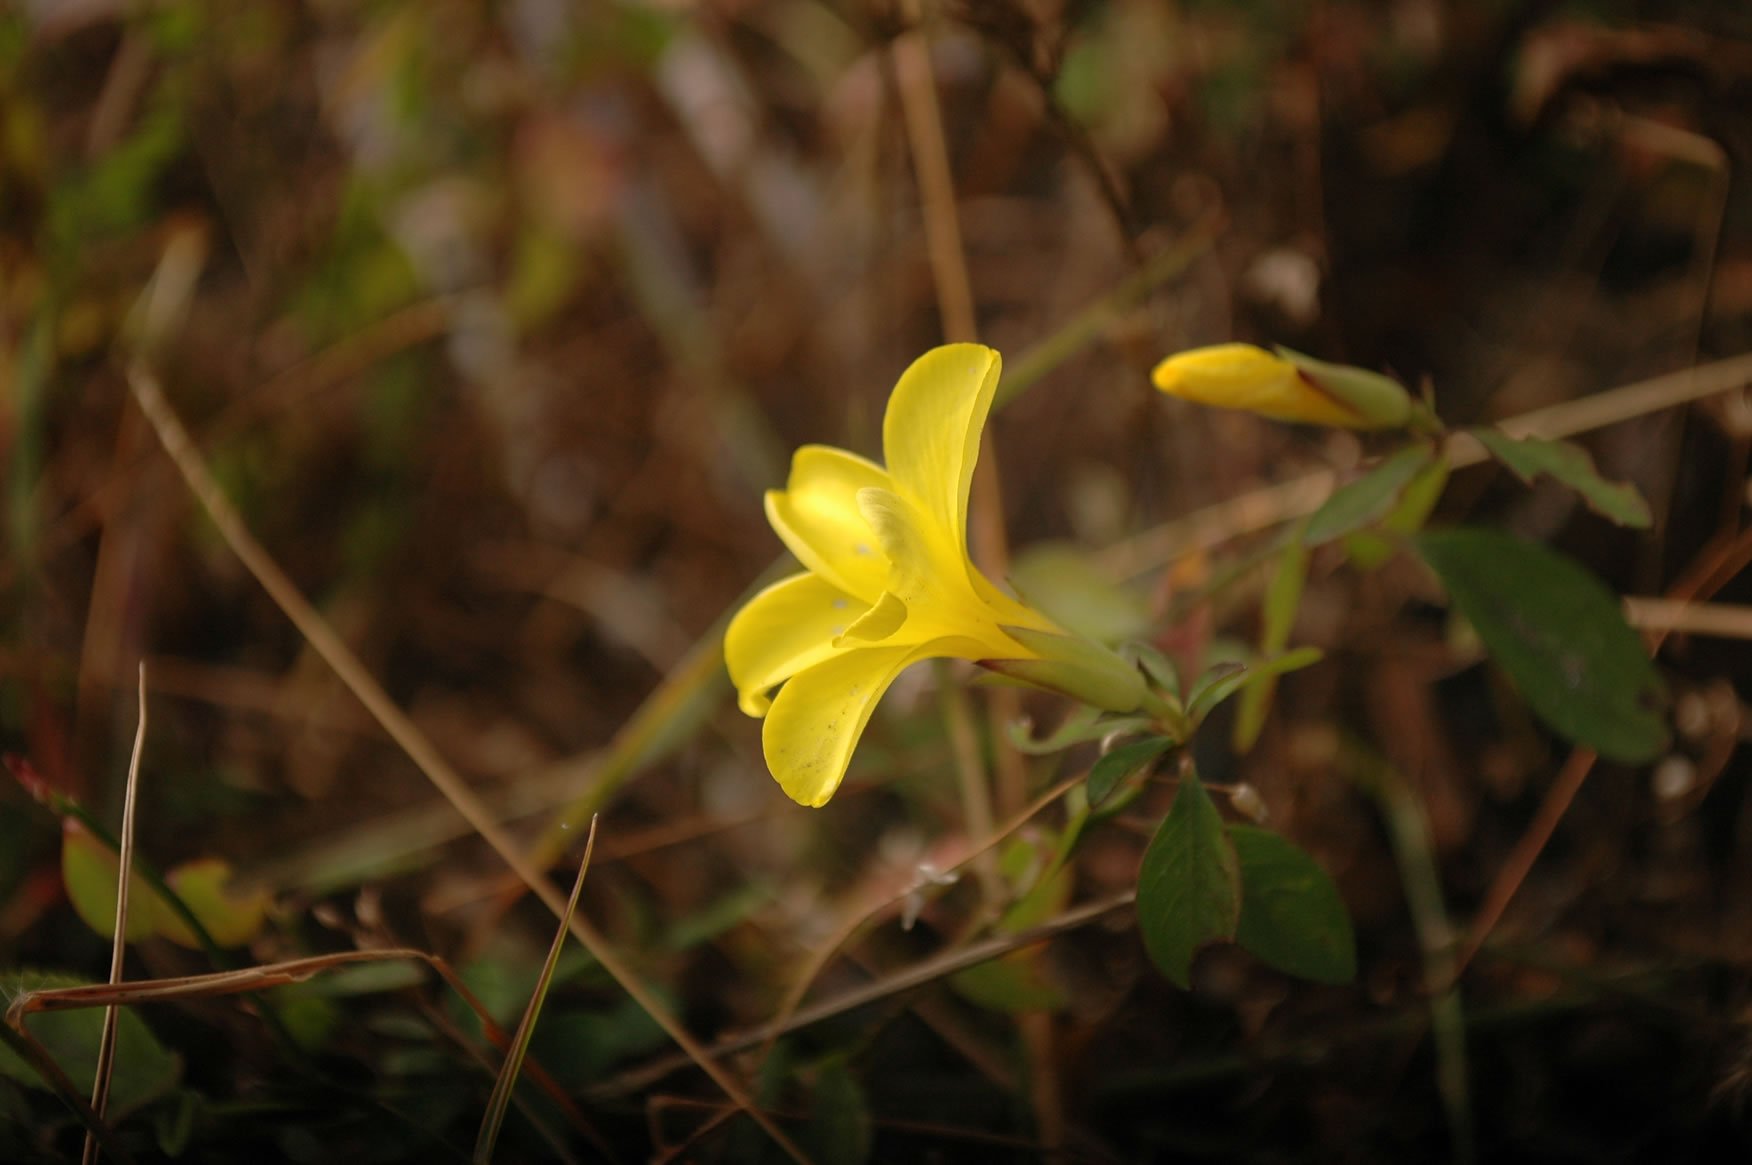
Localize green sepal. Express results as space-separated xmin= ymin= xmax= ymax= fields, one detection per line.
xmin=1275 ymin=345 xmax=1414 ymax=429
xmin=994 ymin=625 xmax=1147 ymax=713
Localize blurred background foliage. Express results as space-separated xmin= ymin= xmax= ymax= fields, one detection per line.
xmin=3 ymin=0 xmax=1752 ymax=1160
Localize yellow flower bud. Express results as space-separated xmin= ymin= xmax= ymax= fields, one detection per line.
xmin=1152 ymin=343 xmax=1413 ymax=430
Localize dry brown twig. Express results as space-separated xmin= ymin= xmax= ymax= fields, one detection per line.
xmin=756 ymin=769 xmax=1086 ymax=1073
xmin=599 ymin=888 xmax=1137 ymax=1099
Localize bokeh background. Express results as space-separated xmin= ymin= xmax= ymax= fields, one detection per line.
xmin=4 ymin=1 xmax=1752 ymax=1160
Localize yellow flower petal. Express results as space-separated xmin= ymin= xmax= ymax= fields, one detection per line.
xmin=765 ymin=445 xmax=892 ymax=604
xmin=837 ymin=591 xmax=906 ymax=643
xmin=724 ymin=572 xmax=864 ymax=716
xmin=969 ymin=563 xmax=1057 ymax=632
xmin=857 ymin=487 xmax=953 ymax=597
xmin=881 ymin=343 xmax=1001 ymax=555
xmin=762 ymin=642 xmax=935 ymax=806
xmin=1151 ymin=343 xmax=1366 ymax=428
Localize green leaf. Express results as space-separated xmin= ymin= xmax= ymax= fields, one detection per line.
xmin=1186 ymin=647 xmax=1323 ymax=724
xmin=1136 ymin=774 xmax=1239 ymax=988
xmin=1229 ymin=826 xmax=1356 ymax=984
xmin=803 ymin=1059 xmax=873 ymax=1165
xmin=1087 ymin=736 xmax=1173 ymax=807
xmin=1305 ymin=446 xmax=1434 ymax=546
xmin=155 ymin=1089 xmax=201 ymax=1157
xmin=61 ymin=819 xmax=161 ymax=943
xmin=951 ymin=955 xmax=1067 ymax=1012
xmin=528 ymin=1000 xmax=667 ymax=1086
xmin=1234 ymin=541 xmax=1309 ymax=752
xmin=61 ymin=821 xmax=268 ymax=950
xmin=1345 ymin=455 xmax=1451 ymax=568
xmin=954 ymin=835 xmax=1074 ymax=1012
xmin=1128 ymin=642 xmax=1183 ymax=704
xmin=161 ymin=858 xmax=269 ymax=948
xmin=660 ymin=881 xmax=770 ymax=952
xmin=0 ymin=971 xmax=182 ymax=1116
xmin=1415 ymin=528 xmax=1666 ymax=762
xmin=1010 ymin=542 xmax=1152 ymax=643
xmin=1472 ymin=428 xmax=1652 ymax=528
xmin=1007 ymin=707 xmax=1153 ymax=756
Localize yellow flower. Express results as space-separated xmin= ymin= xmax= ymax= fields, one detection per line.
xmin=726 ymin=344 xmax=1144 ymax=806
xmin=1152 ymin=343 xmax=1412 ymax=430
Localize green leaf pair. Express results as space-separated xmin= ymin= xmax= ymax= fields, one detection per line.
xmin=1136 ymin=776 xmax=1355 ymax=988
xmin=61 ymin=820 xmax=269 ymax=950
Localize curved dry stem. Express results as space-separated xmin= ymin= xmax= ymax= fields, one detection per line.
xmin=753 ymin=770 xmax=1084 ymax=1071
xmin=125 ymin=364 xmax=810 ymax=1165
xmin=603 ymin=888 xmax=1136 ymax=1099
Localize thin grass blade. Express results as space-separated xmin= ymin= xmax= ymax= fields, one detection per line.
xmin=475 ymin=815 xmax=599 ymax=1164
xmin=84 ymin=664 xmax=147 ymax=1165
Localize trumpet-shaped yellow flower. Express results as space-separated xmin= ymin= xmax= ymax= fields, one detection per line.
xmin=726 ymin=344 xmax=1143 ymax=806
xmin=1152 ymin=343 xmax=1412 ymax=430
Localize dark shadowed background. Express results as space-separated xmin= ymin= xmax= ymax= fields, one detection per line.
xmin=4 ymin=1 xmax=1752 ymax=1160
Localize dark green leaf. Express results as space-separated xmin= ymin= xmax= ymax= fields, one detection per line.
xmin=1416 ymin=528 xmax=1666 ymax=762
xmin=804 ymin=1059 xmax=873 ymax=1165
xmin=1137 ymin=775 xmax=1239 ymax=988
xmin=1087 ymin=736 xmax=1173 ymax=807
xmin=1472 ymin=428 xmax=1651 ymax=528
xmin=661 ymin=881 xmax=770 ymax=951
xmin=529 ymin=1000 xmax=667 ymax=1086
xmin=1186 ymin=647 xmax=1323 ymax=724
xmin=1230 ymin=826 xmax=1356 ymax=984
xmin=1305 ymin=446 xmax=1434 ymax=546
xmin=0 ymin=971 xmax=182 ymax=1116
xmin=156 ymin=1089 xmax=201 ymax=1157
